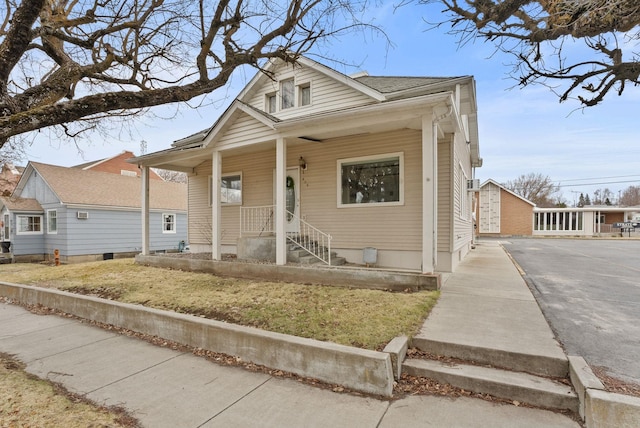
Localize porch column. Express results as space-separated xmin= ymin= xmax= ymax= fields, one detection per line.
xmin=211 ymin=150 xmax=222 ymax=260
xmin=422 ymin=113 xmax=437 ymax=273
xmin=141 ymin=166 xmax=150 ymax=255
xmin=275 ymin=137 xmax=287 ymax=265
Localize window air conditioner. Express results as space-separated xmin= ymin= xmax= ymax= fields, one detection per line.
xmin=466 ymin=179 xmax=480 ymax=191
xmin=77 ymin=211 xmax=89 ymax=219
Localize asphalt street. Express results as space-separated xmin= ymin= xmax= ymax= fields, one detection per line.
xmin=501 ymin=238 xmax=640 ymax=386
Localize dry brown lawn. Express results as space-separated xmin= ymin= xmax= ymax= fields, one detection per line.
xmin=0 ymin=258 xmax=439 ymax=350
xmin=0 ymin=353 xmax=138 ymax=427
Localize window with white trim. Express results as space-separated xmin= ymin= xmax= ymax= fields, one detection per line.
xmin=338 ymin=153 xmax=403 ymax=207
xmin=162 ymin=213 xmax=176 ymax=233
xmin=209 ymin=173 xmax=242 ymax=206
xmin=299 ymin=83 xmax=311 ymax=106
xmin=47 ymin=209 xmax=57 ymax=234
xmin=266 ymin=93 xmax=276 ymax=113
xmin=280 ymin=79 xmax=294 ymax=110
xmin=17 ymin=215 xmax=42 ymax=234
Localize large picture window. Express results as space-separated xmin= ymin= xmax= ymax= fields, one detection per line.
xmin=209 ymin=173 xmax=242 ymax=205
xmin=338 ymin=153 xmax=403 ymax=207
xmin=17 ymin=215 xmax=42 ymax=234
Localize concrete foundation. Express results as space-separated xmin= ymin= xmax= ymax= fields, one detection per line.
xmin=136 ymin=254 xmax=440 ymax=292
xmin=237 ymin=236 xmax=276 ymax=262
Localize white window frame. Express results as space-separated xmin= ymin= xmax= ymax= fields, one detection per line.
xmin=337 ymin=152 xmax=404 ymax=208
xmin=280 ymin=78 xmax=295 ymax=110
xmin=47 ymin=209 xmax=57 ymax=234
xmin=162 ymin=213 xmax=176 ymax=234
xmin=266 ymin=93 xmax=277 ymax=114
xmin=298 ymin=82 xmax=311 ymax=107
xmin=209 ymin=172 xmax=243 ymax=206
xmin=16 ymin=215 xmax=43 ymax=235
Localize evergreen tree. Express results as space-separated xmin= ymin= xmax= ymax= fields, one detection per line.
xmin=585 ymin=194 xmax=592 ymax=205
xmin=578 ymin=193 xmax=585 ymax=207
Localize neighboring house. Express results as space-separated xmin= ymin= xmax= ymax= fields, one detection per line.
xmin=476 ymin=179 xmax=536 ymax=237
xmin=0 ymin=163 xmax=23 ymax=196
xmin=0 ymin=161 xmax=187 ymax=263
xmin=476 ymin=179 xmax=640 ymax=237
xmin=129 ymin=56 xmax=482 ymax=273
xmin=73 ymin=150 xmax=162 ymax=180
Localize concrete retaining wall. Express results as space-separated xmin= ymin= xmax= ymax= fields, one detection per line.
xmin=136 ymin=255 xmax=440 ymax=291
xmin=0 ymin=281 xmax=394 ymax=397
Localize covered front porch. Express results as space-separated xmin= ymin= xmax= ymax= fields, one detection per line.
xmin=131 ymin=96 xmax=461 ymax=274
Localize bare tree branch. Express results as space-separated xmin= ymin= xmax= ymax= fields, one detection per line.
xmin=426 ymin=0 xmax=640 ymax=106
xmin=0 ymin=0 xmax=380 ymax=149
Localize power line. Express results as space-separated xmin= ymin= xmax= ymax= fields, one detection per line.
xmin=558 ymin=179 xmax=640 ymax=188
xmin=556 ymin=174 xmax=640 ymax=183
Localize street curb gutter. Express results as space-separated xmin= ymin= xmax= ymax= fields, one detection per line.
xmin=0 ymin=281 xmax=394 ymax=397
xmin=568 ymin=356 xmax=640 ymax=427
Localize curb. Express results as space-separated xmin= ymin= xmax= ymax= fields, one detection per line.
xmin=568 ymin=356 xmax=640 ymax=427
xmin=0 ymin=281 xmax=394 ymax=397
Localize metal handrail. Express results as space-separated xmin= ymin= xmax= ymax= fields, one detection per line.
xmin=286 ymin=210 xmax=332 ymax=265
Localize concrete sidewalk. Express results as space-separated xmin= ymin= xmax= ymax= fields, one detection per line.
xmin=0 ymin=242 xmax=580 ymax=427
xmin=414 ymin=239 xmax=568 ymax=376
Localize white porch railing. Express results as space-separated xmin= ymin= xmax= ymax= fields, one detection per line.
xmin=240 ymin=205 xmax=274 ymax=236
xmin=286 ymin=211 xmax=332 ymax=266
xmin=239 ymin=205 xmax=332 ymax=265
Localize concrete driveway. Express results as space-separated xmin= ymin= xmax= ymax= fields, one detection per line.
xmin=500 ymin=238 xmax=640 ymax=386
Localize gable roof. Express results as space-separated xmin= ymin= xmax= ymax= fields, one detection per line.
xmin=480 ymin=179 xmax=536 ymax=207
xmin=0 ymin=196 xmax=42 ymax=212
xmin=129 ymin=54 xmax=480 ymax=170
xmin=16 ymin=162 xmax=186 ymax=211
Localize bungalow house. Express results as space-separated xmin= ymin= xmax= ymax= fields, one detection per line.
xmin=0 ymin=161 xmax=187 ymax=263
xmin=129 ymin=56 xmax=482 ymax=273
xmin=476 ymin=179 xmax=536 ymax=237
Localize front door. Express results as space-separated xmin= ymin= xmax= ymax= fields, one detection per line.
xmin=274 ymin=167 xmax=300 ymax=234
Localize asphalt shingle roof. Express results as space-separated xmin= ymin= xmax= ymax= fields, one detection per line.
xmin=0 ymin=196 xmax=42 ymax=212
xmin=29 ymin=162 xmax=187 ymax=211
xmin=354 ymin=76 xmax=462 ymax=94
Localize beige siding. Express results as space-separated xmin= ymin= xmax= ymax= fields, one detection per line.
xmin=452 ymin=133 xmax=474 ymax=251
xmin=216 ymin=112 xmax=275 ymax=149
xmin=188 ymin=148 xmax=276 ymax=246
xmin=437 ymin=138 xmax=453 ymax=253
xmin=246 ymin=63 xmax=375 ymax=120
xmin=295 ymin=129 xmax=423 ymax=251
xmin=192 ymin=129 xmax=424 ymax=252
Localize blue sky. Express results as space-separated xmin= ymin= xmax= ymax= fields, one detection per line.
xmin=24 ymin=2 xmax=640 ymax=204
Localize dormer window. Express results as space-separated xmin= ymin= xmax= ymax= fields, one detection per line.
xmin=280 ymin=79 xmax=294 ymax=109
xmin=267 ymin=93 xmax=276 ymax=113
xmin=299 ymin=83 xmax=311 ymax=106
xmin=265 ymin=78 xmax=311 ymax=113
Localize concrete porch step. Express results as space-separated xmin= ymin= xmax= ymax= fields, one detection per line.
xmin=403 ymin=358 xmax=578 ymax=413
xmin=411 ymin=337 xmax=569 ymax=378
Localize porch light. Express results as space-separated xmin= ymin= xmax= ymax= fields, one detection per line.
xmin=299 ymin=156 xmax=307 ymax=171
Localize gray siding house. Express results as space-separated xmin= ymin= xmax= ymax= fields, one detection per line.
xmin=0 ymin=162 xmax=187 ymax=263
